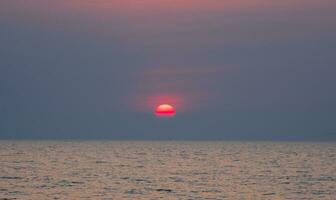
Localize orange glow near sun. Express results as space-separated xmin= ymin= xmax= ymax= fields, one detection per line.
xmin=155 ymin=104 xmax=176 ymax=117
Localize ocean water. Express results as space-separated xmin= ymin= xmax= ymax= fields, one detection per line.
xmin=0 ymin=141 xmax=335 ymax=200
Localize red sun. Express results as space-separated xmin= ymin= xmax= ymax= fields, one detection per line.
xmin=155 ymin=104 xmax=176 ymax=117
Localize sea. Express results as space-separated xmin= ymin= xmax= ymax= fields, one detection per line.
xmin=0 ymin=141 xmax=335 ymax=199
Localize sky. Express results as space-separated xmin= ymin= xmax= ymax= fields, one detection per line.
xmin=1 ymin=0 xmax=336 ymax=140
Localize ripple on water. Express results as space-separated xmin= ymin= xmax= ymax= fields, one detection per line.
xmin=0 ymin=141 xmax=335 ymax=199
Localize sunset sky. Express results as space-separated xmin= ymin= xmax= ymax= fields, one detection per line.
xmin=1 ymin=0 xmax=336 ymax=140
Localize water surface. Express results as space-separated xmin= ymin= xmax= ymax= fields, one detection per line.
xmin=0 ymin=141 xmax=335 ymax=199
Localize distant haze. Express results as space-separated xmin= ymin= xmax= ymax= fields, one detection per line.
xmin=1 ymin=0 xmax=335 ymax=140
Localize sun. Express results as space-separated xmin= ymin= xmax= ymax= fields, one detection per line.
xmin=155 ymin=104 xmax=176 ymax=117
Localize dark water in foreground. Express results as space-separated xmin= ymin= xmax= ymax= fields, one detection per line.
xmin=0 ymin=141 xmax=335 ymax=199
